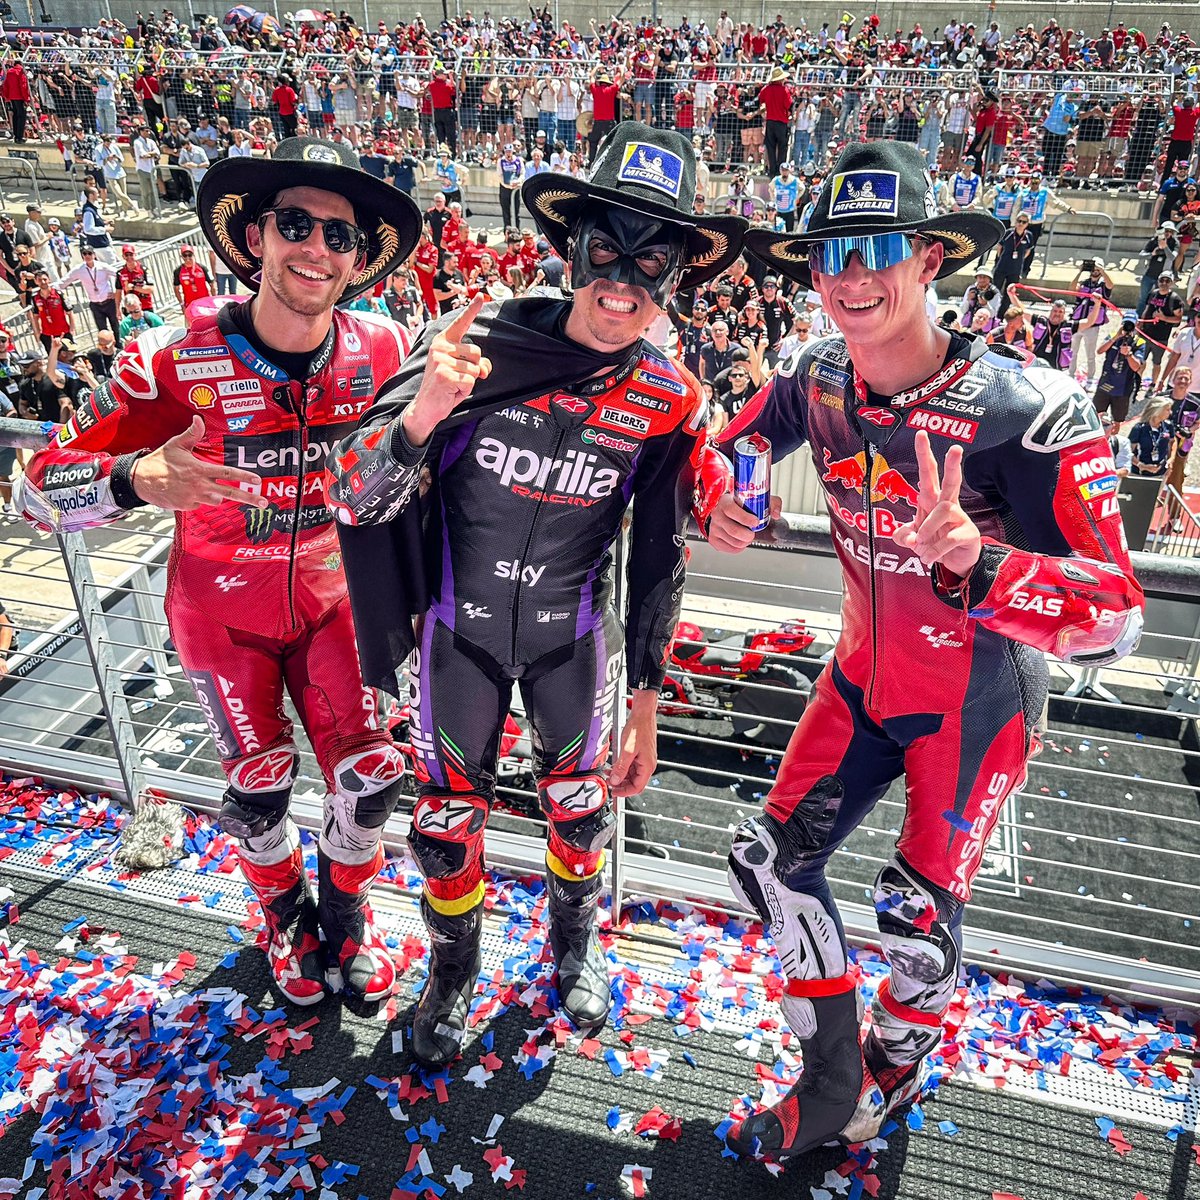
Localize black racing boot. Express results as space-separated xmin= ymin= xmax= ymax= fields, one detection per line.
xmin=838 ymin=1029 xmax=926 ymax=1144
xmin=411 ymin=895 xmax=483 ymax=1068
xmin=726 ymin=988 xmax=865 ymax=1160
xmin=239 ymin=844 xmax=326 ymax=1006
xmin=317 ymin=845 xmax=396 ymax=1002
xmin=546 ymin=869 xmax=611 ymax=1032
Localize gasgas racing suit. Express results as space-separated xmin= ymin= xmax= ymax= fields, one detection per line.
xmin=18 ymin=302 xmax=412 ymax=1000
xmin=325 ymin=310 xmax=705 ymax=913
xmin=697 ymin=332 xmax=1144 ymax=1145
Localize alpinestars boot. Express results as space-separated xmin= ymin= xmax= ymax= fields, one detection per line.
xmin=546 ymin=869 xmax=611 ymax=1032
xmin=726 ymin=987 xmax=865 ymax=1160
xmin=316 ymin=845 xmax=395 ymax=1002
xmin=412 ymin=894 xmax=483 ymax=1068
xmin=239 ymin=845 xmax=326 ymax=1006
xmin=839 ymin=1031 xmax=926 ymax=1143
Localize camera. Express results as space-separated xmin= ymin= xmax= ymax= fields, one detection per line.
xmin=1121 ymin=319 xmax=1136 ymax=332
xmin=1081 ymin=259 xmax=1096 ymax=272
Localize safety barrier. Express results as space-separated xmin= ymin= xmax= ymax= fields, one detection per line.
xmin=1038 ymin=210 xmax=1116 ymax=278
xmin=0 ymin=453 xmax=1196 ymax=1006
xmin=0 ymin=152 xmax=41 ymax=206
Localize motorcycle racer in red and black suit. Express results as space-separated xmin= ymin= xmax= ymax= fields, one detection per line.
xmin=328 ymin=122 xmax=748 ymax=1067
xmin=17 ymin=137 xmax=423 ymax=1009
xmin=695 ymin=142 xmax=1144 ymax=1161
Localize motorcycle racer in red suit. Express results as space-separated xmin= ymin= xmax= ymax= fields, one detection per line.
xmin=17 ymin=137 xmax=423 ymax=1008
xmin=327 ymin=123 xmax=748 ymax=1067
xmin=694 ymin=143 xmax=1144 ymax=1160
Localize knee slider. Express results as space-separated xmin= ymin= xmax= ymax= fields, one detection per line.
xmin=539 ymin=774 xmax=613 ymax=876
xmin=728 ymin=813 xmax=847 ymax=988
xmin=408 ymin=792 xmax=488 ymax=899
xmin=873 ymin=854 xmax=962 ymax=1014
xmin=333 ymin=743 xmax=407 ymax=829
xmin=219 ymin=745 xmax=298 ymax=840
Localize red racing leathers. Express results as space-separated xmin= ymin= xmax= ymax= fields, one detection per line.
xmin=699 ymin=332 xmax=1143 ymax=1139
xmin=18 ymin=303 xmax=413 ymax=1001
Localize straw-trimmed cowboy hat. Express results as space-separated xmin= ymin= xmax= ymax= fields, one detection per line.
xmin=744 ymin=141 xmax=1003 ymax=288
xmin=521 ymin=120 xmax=747 ymax=291
xmin=197 ymin=135 xmax=421 ymax=304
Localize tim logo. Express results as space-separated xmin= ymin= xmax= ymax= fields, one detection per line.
xmin=617 ymin=142 xmax=684 ymax=200
xmin=828 ymin=170 xmax=900 ymax=220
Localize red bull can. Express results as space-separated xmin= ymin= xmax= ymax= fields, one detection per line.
xmin=734 ymin=433 xmax=772 ymax=531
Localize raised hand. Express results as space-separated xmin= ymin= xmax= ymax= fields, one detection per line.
xmin=402 ymin=290 xmax=493 ymax=447
xmin=893 ymin=429 xmax=981 ymax=578
xmin=131 ymin=416 xmax=268 ymax=512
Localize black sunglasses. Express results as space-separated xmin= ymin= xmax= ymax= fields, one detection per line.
xmin=261 ymin=207 xmax=366 ymax=256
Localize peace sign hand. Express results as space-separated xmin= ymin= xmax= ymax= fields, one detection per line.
xmin=892 ymin=430 xmax=982 ymax=580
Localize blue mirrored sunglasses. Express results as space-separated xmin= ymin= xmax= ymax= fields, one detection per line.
xmin=808 ymin=233 xmax=924 ymax=276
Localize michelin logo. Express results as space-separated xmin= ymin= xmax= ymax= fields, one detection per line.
xmin=828 ymin=170 xmax=900 ymax=220
xmin=617 ymin=142 xmax=683 ymax=200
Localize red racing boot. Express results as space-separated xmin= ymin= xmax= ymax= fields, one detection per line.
xmin=238 ymin=845 xmax=326 ymax=1007
xmin=726 ymin=983 xmax=864 ymax=1160
xmin=317 ymin=845 xmax=396 ymax=1002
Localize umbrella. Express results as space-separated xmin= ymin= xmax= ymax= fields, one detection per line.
xmin=247 ymin=12 xmax=282 ymax=34
xmin=289 ymin=8 xmax=324 ymax=22
xmin=224 ymin=5 xmax=257 ymax=25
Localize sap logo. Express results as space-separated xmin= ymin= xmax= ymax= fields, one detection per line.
xmin=907 ymin=409 xmax=979 ymax=442
xmin=226 ymin=416 xmax=253 ymax=433
xmin=475 ymin=438 xmax=620 ymax=502
xmin=951 ymin=771 xmax=1012 ymax=900
xmin=1072 ymin=455 xmax=1116 ymax=483
xmin=214 ymin=574 xmax=247 ymax=593
xmin=494 ymin=559 xmax=545 ymax=586
xmin=920 ymin=625 xmax=965 ymax=650
xmin=1011 ymin=591 xmax=1063 ymax=616
xmin=599 ymin=406 xmax=650 ymax=435
xmin=462 ymin=602 xmax=492 ymax=619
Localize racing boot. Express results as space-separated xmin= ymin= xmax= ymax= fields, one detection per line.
xmin=412 ymin=891 xmax=483 ymax=1068
xmin=316 ymin=844 xmax=396 ymax=1003
xmin=726 ymin=984 xmax=864 ymax=1160
xmin=839 ymin=1030 xmax=926 ymax=1144
xmin=238 ymin=844 xmax=326 ymax=1007
xmin=546 ymin=866 xmax=611 ymax=1032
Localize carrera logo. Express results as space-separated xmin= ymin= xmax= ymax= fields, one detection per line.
xmin=599 ymin=406 xmax=650 ymax=435
xmin=857 ymin=406 xmax=898 ymax=428
xmin=581 ymin=427 xmax=637 ymax=452
xmin=631 ymin=368 xmax=686 ymax=396
xmin=475 ymin=437 xmax=620 ymax=504
xmin=218 ymin=378 xmax=262 ymax=396
xmin=223 ymin=394 xmax=266 ymax=415
xmin=554 ymin=396 xmax=590 ymax=414
xmin=907 ymin=409 xmax=979 ymax=442
xmin=188 ymin=384 xmax=218 ymax=409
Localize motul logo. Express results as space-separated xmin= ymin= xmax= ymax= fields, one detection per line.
xmin=907 ymin=409 xmax=979 ymax=442
xmin=475 ymin=437 xmax=620 ymax=500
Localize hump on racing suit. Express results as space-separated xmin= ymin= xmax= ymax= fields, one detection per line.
xmin=698 ymin=333 xmax=1144 ymax=719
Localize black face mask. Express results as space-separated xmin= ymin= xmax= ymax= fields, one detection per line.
xmin=568 ymin=207 xmax=687 ymax=307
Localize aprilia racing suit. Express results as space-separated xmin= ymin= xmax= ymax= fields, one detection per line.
xmin=703 ymin=333 xmax=1143 ymax=1138
xmin=326 ymin=329 xmax=705 ymax=907
xmin=19 ymin=303 xmax=412 ymax=1000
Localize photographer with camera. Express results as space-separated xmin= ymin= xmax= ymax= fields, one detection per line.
xmin=1094 ymin=309 xmax=1149 ymax=425
xmin=959 ymin=265 xmax=999 ymax=328
xmin=1140 ymin=223 xmax=1182 ymax=310
xmin=1071 ymin=259 xmax=1114 ymax=384
xmin=1140 ymin=272 xmax=1185 ymax=394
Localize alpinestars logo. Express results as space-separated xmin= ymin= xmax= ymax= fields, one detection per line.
xmin=414 ymin=796 xmax=479 ymax=834
xmin=920 ymin=625 xmax=965 ymax=650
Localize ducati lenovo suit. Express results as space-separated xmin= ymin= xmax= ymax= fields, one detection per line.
xmin=705 ymin=332 xmax=1143 ymax=1141
xmin=18 ymin=302 xmax=412 ymax=1002
xmin=325 ymin=311 xmax=705 ymax=905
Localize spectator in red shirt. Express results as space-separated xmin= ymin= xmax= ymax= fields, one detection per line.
xmin=117 ymin=244 xmax=155 ymax=313
xmin=496 ymin=228 xmax=524 ymax=280
xmin=966 ymin=88 xmax=999 ymax=165
xmin=133 ymin=67 xmax=164 ymax=133
xmin=272 ymin=75 xmax=299 ymax=139
xmin=412 ymin=224 xmax=439 ymax=318
xmin=1 ymin=62 xmax=32 ymax=143
xmin=589 ymin=69 xmax=621 ymax=160
xmin=1164 ymin=97 xmax=1199 ymax=184
xmin=758 ymin=65 xmax=794 ymax=177
xmin=428 ymin=66 xmax=458 ymax=157
xmin=518 ymin=229 xmax=540 ymax=281
xmin=30 ymin=269 xmax=73 ymax=352
xmin=173 ymin=245 xmax=214 ymax=325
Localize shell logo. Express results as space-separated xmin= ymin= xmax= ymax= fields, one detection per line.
xmin=188 ymin=384 xmax=217 ymax=410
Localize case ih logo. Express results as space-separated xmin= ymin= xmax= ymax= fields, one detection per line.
xmin=857 ymin=406 xmax=898 ymax=428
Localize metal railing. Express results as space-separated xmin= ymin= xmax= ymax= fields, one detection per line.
xmin=1038 ymin=210 xmax=1116 ymax=278
xmin=994 ymin=69 xmax=1176 ymax=99
xmin=0 ymin=153 xmax=41 ymax=206
xmin=0 ymin=457 xmax=1196 ymax=1007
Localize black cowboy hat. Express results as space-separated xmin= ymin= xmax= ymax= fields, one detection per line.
xmin=197 ymin=136 xmax=422 ymax=304
xmin=522 ymin=121 xmax=747 ymax=291
xmin=744 ymin=141 xmax=1003 ymax=288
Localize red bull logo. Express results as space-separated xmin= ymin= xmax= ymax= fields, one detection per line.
xmin=821 ymin=449 xmax=918 ymax=510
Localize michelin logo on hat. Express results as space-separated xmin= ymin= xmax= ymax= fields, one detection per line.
xmin=828 ymin=170 xmax=900 ymax=220
xmin=617 ymin=142 xmax=684 ymax=200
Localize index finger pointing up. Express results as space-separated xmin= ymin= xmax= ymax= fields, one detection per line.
xmin=443 ymin=290 xmax=486 ymax=344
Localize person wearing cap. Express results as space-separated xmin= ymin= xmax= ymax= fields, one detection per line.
xmin=116 ymin=244 xmax=156 ymax=316
xmin=1163 ymin=306 xmax=1200 ymax=381
xmin=949 ymin=155 xmax=981 ymax=213
xmin=132 ymin=125 xmax=162 ymax=218
xmin=759 ymin=65 xmax=794 ymax=179
xmin=589 ymin=67 xmax=621 ymax=161
xmin=1016 ymin=171 xmax=1074 ymax=271
xmin=1040 ymin=85 xmax=1082 ymax=178
xmin=1162 ymin=95 xmax=1199 ymax=186
xmin=328 ymin=121 xmax=747 ymax=1067
xmin=1031 ymin=299 xmax=1077 ymax=372
xmin=1152 ymin=158 xmax=1194 ymax=230
xmin=1095 ymin=310 xmax=1149 ymax=425
xmin=771 ymin=161 xmax=800 ymax=232
xmin=16 ymin=348 xmax=70 ymax=424
xmin=990 ymin=214 xmax=1035 ymax=317
xmin=24 ymin=205 xmax=52 ymax=275
xmin=1169 ymin=181 xmax=1200 ymax=273
xmin=172 ymin=244 xmax=214 ymax=325
xmin=19 ymin=136 xmax=423 ymax=1012
xmin=29 ymin=267 xmax=74 ymax=353
xmin=532 ymin=235 xmax=564 ymax=288
xmin=696 ymin=140 xmax=1143 ymax=1161
xmin=1138 ymin=223 xmax=1181 ymax=310
xmin=1140 ymin=272 xmax=1184 ymax=394
xmin=759 ymin=275 xmax=797 ymax=362
xmin=1070 ymin=258 xmax=1114 ymax=383
xmin=46 ymin=217 xmax=72 ymax=279
xmin=959 ymin=265 xmax=999 ymax=328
